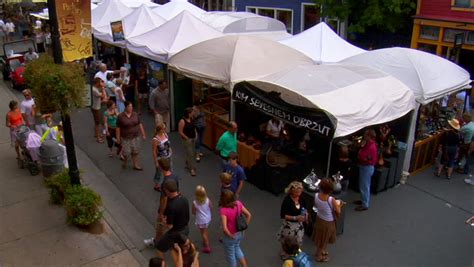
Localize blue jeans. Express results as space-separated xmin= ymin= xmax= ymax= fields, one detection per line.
xmin=153 ymin=157 xmax=172 ymax=184
xmin=195 ymin=126 xmax=205 ymax=153
xmin=359 ymin=165 xmax=374 ymax=208
xmin=222 ymin=231 xmax=245 ymax=267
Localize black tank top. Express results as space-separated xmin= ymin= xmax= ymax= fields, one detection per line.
xmin=183 ymin=118 xmax=196 ymax=139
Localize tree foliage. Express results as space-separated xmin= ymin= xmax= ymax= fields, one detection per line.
xmin=314 ymin=0 xmax=416 ymax=34
xmin=24 ymin=55 xmax=86 ymax=114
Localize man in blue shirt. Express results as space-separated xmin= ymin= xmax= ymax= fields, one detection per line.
xmin=223 ymin=152 xmax=246 ymax=199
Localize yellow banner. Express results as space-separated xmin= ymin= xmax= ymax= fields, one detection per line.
xmin=55 ymin=0 xmax=92 ymax=62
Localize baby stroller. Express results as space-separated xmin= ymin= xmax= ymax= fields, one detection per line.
xmin=14 ymin=126 xmax=41 ymax=176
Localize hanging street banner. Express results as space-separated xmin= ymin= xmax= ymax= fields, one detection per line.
xmin=233 ymin=82 xmax=336 ymax=138
xmin=56 ymin=0 xmax=92 ymax=62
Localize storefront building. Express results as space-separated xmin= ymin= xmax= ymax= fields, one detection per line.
xmin=411 ymin=0 xmax=474 ymax=75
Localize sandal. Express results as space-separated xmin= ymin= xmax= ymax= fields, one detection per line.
xmin=96 ymin=137 xmax=104 ymax=143
xmin=190 ymin=169 xmax=196 ymax=176
xmin=322 ymin=251 xmax=329 ymax=256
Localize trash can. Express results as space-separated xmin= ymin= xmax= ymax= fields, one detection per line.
xmin=40 ymin=140 xmax=64 ymax=177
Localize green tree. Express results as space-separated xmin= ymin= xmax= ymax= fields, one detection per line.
xmin=314 ymin=0 xmax=416 ymax=34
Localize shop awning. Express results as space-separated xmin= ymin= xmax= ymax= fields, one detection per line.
xmin=94 ymin=4 xmax=165 ymax=47
xmin=126 ymin=11 xmax=222 ymax=63
xmin=168 ymin=35 xmax=314 ymax=89
xmin=153 ymin=0 xmax=205 ymax=20
xmin=341 ymin=47 xmax=472 ymax=105
xmin=279 ymin=22 xmax=366 ymax=64
xmin=92 ymin=0 xmax=133 ymax=28
xmin=238 ymin=64 xmax=416 ymax=138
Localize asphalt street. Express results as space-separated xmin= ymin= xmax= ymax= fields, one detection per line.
xmin=71 ymin=105 xmax=473 ymax=267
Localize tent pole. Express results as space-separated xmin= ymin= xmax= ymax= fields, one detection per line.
xmin=230 ymin=99 xmax=235 ymax=121
xmin=401 ymin=105 xmax=421 ymax=184
xmin=169 ymin=70 xmax=176 ymax=131
xmin=325 ymin=139 xmax=333 ymax=178
xmin=125 ymin=49 xmax=129 ymax=64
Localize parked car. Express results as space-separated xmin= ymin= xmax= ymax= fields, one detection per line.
xmin=0 ymin=39 xmax=37 ymax=90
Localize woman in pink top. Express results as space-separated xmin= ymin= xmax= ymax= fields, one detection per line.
xmin=355 ymin=129 xmax=378 ymax=211
xmin=219 ymin=189 xmax=251 ymax=267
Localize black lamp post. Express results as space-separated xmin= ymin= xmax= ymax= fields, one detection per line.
xmin=47 ymin=0 xmax=80 ymax=185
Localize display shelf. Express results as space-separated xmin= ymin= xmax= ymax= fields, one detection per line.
xmin=410 ymin=131 xmax=444 ymax=175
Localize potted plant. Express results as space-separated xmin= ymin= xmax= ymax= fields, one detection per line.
xmin=44 ymin=169 xmax=71 ymax=204
xmin=64 ymin=185 xmax=104 ymax=233
xmin=23 ymin=55 xmax=85 ymax=114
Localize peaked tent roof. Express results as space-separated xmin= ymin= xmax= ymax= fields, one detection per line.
xmin=168 ymin=35 xmax=314 ymax=89
xmin=94 ymin=4 xmax=166 ymax=47
xmin=121 ymin=0 xmax=159 ymax=8
xmin=341 ymin=47 xmax=472 ymax=105
xmin=279 ymin=22 xmax=366 ymax=64
xmin=92 ymin=0 xmax=133 ymax=28
xmin=126 ymin=11 xmax=222 ymax=63
xmin=243 ymin=64 xmax=416 ymax=138
xmin=153 ymin=0 xmax=205 ymax=20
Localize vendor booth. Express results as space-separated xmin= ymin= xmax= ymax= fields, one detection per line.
xmin=232 ymin=64 xmax=416 ymax=193
xmin=279 ymin=22 xmax=366 ymax=64
xmin=342 ymin=47 xmax=472 ymax=176
xmin=168 ymin=35 xmax=314 ymax=136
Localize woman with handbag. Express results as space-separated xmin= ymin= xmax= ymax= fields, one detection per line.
xmin=219 ymin=189 xmax=251 ymax=267
xmin=312 ymin=179 xmax=342 ymax=263
xmin=277 ymin=181 xmax=307 ymax=259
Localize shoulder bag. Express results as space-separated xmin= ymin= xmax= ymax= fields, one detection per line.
xmin=236 ymin=202 xmax=248 ymax=232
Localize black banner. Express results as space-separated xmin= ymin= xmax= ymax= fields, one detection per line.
xmin=233 ymin=82 xmax=336 ymax=138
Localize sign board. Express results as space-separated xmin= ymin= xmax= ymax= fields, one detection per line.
xmin=55 ymin=0 xmax=92 ymax=62
xmin=232 ymin=82 xmax=336 ymax=138
xmin=110 ymin=20 xmax=125 ymax=42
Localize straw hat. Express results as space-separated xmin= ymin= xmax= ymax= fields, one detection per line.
xmin=448 ymin=119 xmax=460 ymax=130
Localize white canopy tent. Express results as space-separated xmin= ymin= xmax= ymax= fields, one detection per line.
xmin=199 ymin=11 xmax=285 ymax=33
xmin=341 ymin=47 xmax=472 ymax=105
xmin=126 ymin=11 xmax=222 ymax=63
xmin=342 ymin=47 xmax=472 ymax=179
xmin=153 ymin=0 xmax=205 ymax=20
xmin=279 ymin=22 xmax=366 ymax=64
xmin=121 ymin=0 xmax=159 ymax=8
xmin=94 ymin=4 xmax=166 ymax=47
xmin=168 ymin=35 xmax=314 ymax=89
xmin=92 ymin=0 xmax=133 ymax=28
xmin=199 ymin=11 xmax=291 ymax=41
xmin=242 ymin=64 xmax=416 ymax=138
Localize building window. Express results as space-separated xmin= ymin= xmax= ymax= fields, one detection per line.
xmin=452 ymin=0 xmax=472 ymax=8
xmin=246 ymin=6 xmax=294 ymax=33
xmin=301 ymin=3 xmax=321 ymax=31
xmin=444 ymin=29 xmax=465 ymax=42
xmin=466 ymin=31 xmax=474 ymax=45
xmin=420 ymin=25 xmax=440 ymax=41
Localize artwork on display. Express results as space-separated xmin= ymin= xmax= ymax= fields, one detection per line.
xmin=110 ymin=21 xmax=125 ymax=42
xmin=147 ymin=60 xmax=166 ymax=88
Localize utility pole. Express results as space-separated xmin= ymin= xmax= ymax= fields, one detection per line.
xmin=47 ymin=0 xmax=81 ymax=185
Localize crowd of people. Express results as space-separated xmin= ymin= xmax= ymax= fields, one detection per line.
xmin=6 ymin=57 xmax=473 ymax=266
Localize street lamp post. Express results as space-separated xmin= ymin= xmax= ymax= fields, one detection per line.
xmin=47 ymin=0 xmax=81 ymax=185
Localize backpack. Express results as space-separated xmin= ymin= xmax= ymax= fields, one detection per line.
xmin=291 ymin=251 xmax=313 ymax=267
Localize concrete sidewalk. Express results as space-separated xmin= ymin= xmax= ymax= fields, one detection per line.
xmin=0 ymin=85 xmax=146 ymax=266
